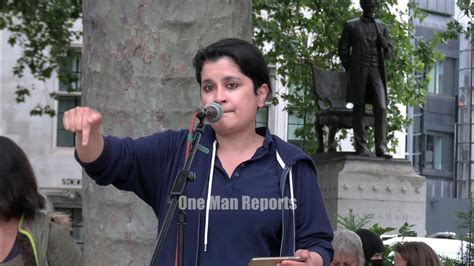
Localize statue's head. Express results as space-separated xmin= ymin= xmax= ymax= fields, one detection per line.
xmin=360 ymin=0 xmax=377 ymax=18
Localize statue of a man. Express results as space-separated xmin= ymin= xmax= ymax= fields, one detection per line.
xmin=338 ymin=0 xmax=392 ymax=158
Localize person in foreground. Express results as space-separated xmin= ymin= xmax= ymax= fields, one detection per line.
xmin=63 ymin=38 xmax=333 ymax=265
xmin=0 ymin=136 xmax=83 ymax=266
xmin=330 ymin=229 xmax=365 ymax=266
xmin=394 ymin=241 xmax=442 ymax=266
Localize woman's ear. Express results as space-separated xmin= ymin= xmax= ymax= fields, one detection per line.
xmin=256 ymin=84 xmax=269 ymax=108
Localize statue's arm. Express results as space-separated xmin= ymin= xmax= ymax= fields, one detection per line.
xmin=338 ymin=22 xmax=351 ymax=71
xmin=379 ymin=24 xmax=392 ymax=60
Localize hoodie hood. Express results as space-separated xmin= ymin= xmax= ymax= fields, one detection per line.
xmin=18 ymin=212 xmax=71 ymax=265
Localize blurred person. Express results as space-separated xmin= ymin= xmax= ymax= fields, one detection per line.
xmin=0 ymin=136 xmax=83 ymax=266
xmin=330 ymin=229 xmax=365 ymax=266
xmin=63 ymin=38 xmax=334 ymax=265
xmin=394 ymin=241 xmax=442 ymax=266
xmin=355 ymin=229 xmax=384 ymax=266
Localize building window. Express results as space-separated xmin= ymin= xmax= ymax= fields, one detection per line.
xmin=287 ymin=113 xmax=305 ymax=141
xmin=256 ymin=106 xmax=269 ymax=128
xmin=427 ymin=61 xmax=444 ymax=95
xmin=415 ymin=0 xmax=454 ymax=16
xmin=285 ymin=79 xmax=315 ymax=149
xmin=425 ymin=134 xmax=443 ymax=170
xmin=59 ymin=50 xmax=81 ymax=92
xmin=426 ymin=178 xmax=453 ymax=198
xmin=56 ymin=50 xmax=81 ymax=147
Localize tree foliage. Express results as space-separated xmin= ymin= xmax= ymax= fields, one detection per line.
xmin=253 ymin=0 xmax=463 ymax=154
xmin=0 ymin=0 xmax=81 ymax=116
xmin=452 ymin=0 xmax=473 ymax=39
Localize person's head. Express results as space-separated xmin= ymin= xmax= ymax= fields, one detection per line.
xmin=192 ymin=38 xmax=271 ymax=134
xmin=193 ymin=38 xmax=272 ymax=98
xmin=0 ymin=136 xmax=45 ymax=221
xmin=331 ymin=229 xmax=365 ymax=266
xmin=394 ymin=241 xmax=442 ymax=266
xmin=355 ymin=229 xmax=384 ymax=266
xmin=360 ymin=0 xmax=377 ymax=18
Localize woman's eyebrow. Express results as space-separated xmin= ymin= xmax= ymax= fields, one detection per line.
xmin=202 ymin=76 xmax=242 ymax=83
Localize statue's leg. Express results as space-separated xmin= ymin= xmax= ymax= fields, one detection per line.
xmin=353 ymin=104 xmax=369 ymax=155
xmin=369 ymin=67 xmax=391 ymax=158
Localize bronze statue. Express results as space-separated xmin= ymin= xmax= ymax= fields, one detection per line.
xmin=338 ymin=0 xmax=392 ymax=158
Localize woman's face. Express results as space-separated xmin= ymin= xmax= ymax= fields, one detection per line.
xmin=199 ymin=56 xmax=268 ymax=135
xmin=394 ymin=252 xmax=408 ymax=266
xmin=330 ymin=251 xmax=359 ymax=266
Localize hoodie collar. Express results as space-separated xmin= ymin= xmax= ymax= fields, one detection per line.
xmin=256 ymin=126 xmax=274 ymax=152
xmin=200 ymin=125 xmax=275 ymax=153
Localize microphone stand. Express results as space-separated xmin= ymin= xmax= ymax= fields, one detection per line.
xmin=150 ymin=115 xmax=206 ymax=266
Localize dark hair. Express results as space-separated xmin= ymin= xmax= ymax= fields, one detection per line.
xmin=355 ymin=229 xmax=384 ymax=262
xmin=0 ymin=136 xmax=45 ymax=221
xmin=395 ymin=242 xmax=442 ymax=266
xmin=192 ymin=38 xmax=272 ymax=98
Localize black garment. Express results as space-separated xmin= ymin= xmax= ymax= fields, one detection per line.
xmin=369 ymin=259 xmax=384 ymax=266
xmin=355 ymin=229 xmax=384 ymax=262
xmin=360 ymin=17 xmax=379 ymax=67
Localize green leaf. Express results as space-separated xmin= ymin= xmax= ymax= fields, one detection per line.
xmin=2 ymin=0 xmax=82 ymax=116
xmin=337 ymin=209 xmax=374 ymax=231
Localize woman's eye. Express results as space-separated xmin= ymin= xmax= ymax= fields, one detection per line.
xmin=202 ymin=84 xmax=214 ymax=92
xmin=226 ymin=83 xmax=238 ymax=90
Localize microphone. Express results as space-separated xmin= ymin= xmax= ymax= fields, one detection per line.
xmin=196 ymin=102 xmax=223 ymax=123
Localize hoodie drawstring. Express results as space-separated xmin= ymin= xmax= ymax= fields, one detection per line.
xmin=276 ymin=150 xmax=296 ymax=253
xmin=203 ymin=140 xmax=217 ymax=252
xmin=203 ymin=144 xmax=296 ymax=253
xmin=288 ymin=167 xmax=296 ymax=252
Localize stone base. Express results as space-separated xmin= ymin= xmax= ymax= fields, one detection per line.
xmin=314 ymin=152 xmax=426 ymax=236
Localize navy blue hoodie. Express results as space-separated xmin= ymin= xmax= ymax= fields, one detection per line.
xmin=78 ymin=126 xmax=333 ymax=265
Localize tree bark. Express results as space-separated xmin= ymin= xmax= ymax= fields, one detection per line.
xmin=81 ymin=0 xmax=252 ymax=264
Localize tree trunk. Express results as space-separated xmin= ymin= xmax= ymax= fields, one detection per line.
xmin=81 ymin=0 xmax=252 ymax=264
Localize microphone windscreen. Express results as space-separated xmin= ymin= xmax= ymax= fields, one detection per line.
xmin=205 ymin=102 xmax=223 ymax=123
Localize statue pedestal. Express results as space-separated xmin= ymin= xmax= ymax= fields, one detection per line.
xmin=314 ymin=152 xmax=426 ymax=236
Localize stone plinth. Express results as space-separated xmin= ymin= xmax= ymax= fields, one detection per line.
xmin=314 ymin=152 xmax=426 ymax=236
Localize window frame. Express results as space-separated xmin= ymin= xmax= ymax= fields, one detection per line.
xmin=256 ymin=105 xmax=269 ymax=128
xmin=427 ymin=60 xmax=444 ymax=95
xmin=425 ymin=133 xmax=443 ymax=171
xmin=53 ymin=48 xmax=82 ymax=148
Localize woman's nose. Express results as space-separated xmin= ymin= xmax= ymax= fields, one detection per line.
xmin=214 ymin=86 xmax=226 ymax=103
